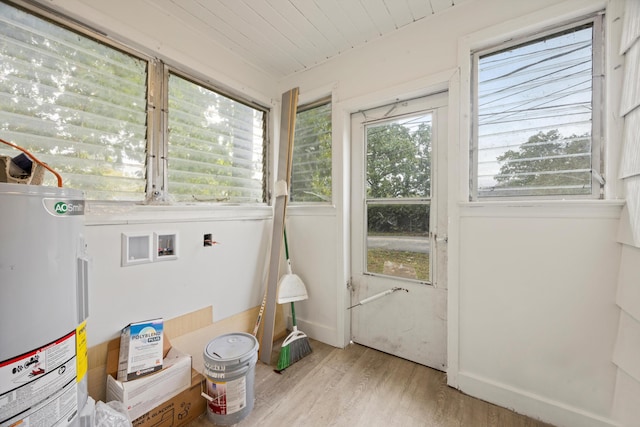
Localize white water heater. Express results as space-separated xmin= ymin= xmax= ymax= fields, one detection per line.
xmin=0 ymin=183 xmax=89 ymax=427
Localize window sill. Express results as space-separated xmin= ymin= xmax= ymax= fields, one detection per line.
xmin=84 ymin=202 xmax=272 ymax=225
xmin=458 ymin=199 xmax=625 ymax=219
xmin=286 ymin=203 xmax=337 ymax=217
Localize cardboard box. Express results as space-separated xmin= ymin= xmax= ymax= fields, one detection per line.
xmin=118 ymin=319 xmax=164 ymax=381
xmin=106 ymin=336 xmax=192 ymax=421
xmin=132 ymin=369 xmax=206 ymax=427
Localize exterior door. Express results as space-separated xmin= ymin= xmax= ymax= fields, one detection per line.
xmin=350 ymin=92 xmax=448 ymax=371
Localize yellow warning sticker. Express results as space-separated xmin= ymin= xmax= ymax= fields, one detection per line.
xmin=76 ymin=321 xmax=88 ymax=382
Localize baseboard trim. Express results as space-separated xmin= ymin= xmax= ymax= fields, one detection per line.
xmin=457 ymin=372 xmax=619 ymax=427
xmin=293 ymin=317 xmax=341 ymax=348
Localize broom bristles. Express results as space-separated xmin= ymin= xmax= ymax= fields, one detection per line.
xmin=275 ymin=331 xmax=312 ymax=372
xmin=289 ymin=335 xmax=312 ymax=364
xmin=276 ymin=344 xmax=290 ymax=371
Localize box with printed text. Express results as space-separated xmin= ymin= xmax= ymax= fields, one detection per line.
xmin=118 ymin=318 xmax=164 ymax=381
xmin=131 ymin=369 xmax=206 ymax=427
xmin=106 ymin=334 xmax=193 ymax=421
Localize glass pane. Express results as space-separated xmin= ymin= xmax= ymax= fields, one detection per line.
xmin=476 ymin=24 xmax=593 ymax=197
xmin=291 ymin=102 xmax=332 ymax=203
xmin=0 ymin=3 xmax=148 ymax=200
xmin=366 ymin=113 xmax=432 ymax=199
xmin=167 ymin=74 xmax=265 ymax=203
xmin=366 ymin=203 xmax=430 ymax=282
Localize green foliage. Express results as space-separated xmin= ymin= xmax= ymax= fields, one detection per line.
xmin=495 ymin=129 xmax=592 ymax=194
xmin=366 ymin=120 xmax=431 ymax=233
xmin=367 ymin=204 xmax=429 ymax=236
xmin=366 ymin=122 xmax=431 ymax=198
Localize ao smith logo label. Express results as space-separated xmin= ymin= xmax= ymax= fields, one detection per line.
xmin=54 ymin=201 xmax=84 ymax=214
xmin=43 ymin=198 xmax=85 ymax=216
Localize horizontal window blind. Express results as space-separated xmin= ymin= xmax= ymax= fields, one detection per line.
xmin=475 ymin=22 xmax=599 ymax=198
xmin=167 ymin=74 xmax=265 ymax=203
xmin=0 ymin=2 xmax=148 ymax=200
xmin=290 ymin=101 xmax=332 ymax=203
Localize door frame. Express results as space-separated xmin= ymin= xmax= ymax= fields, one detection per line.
xmin=333 ymin=72 xmax=458 ymax=371
xmin=348 ymin=90 xmax=449 ymax=369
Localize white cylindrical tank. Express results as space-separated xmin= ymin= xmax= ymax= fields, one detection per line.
xmin=0 ymin=183 xmax=89 ymax=427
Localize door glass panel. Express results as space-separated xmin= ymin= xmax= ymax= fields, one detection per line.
xmin=366 ymin=203 xmax=430 ymax=281
xmin=365 ymin=112 xmax=433 ymax=283
xmin=366 ymin=113 xmax=432 ymax=199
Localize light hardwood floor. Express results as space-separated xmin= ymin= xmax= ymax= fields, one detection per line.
xmin=189 ymin=338 xmax=554 ymax=427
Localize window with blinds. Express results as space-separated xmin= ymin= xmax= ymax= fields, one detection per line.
xmin=167 ymin=74 xmax=266 ymax=203
xmin=0 ymin=2 xmax=148 ymax=200
xmin=290 ymin=99 xmax=332 ymax=203
xmin=472 ymin=15 xmax=604 ymax=199
xmin=0 ymin=2 xmax=268 ymax=203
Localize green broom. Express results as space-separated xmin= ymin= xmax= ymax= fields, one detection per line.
xmin=275 ymin=301 xmax=312 ymax=372
xmin=275 ymin=229 xmax=312 ymax=372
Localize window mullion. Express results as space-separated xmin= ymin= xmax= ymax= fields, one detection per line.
xmin=159 ymin=63 xmax=169 ymax=202
xmin=591 ymin=13 xmax=604 ymax=198
xmin=470 ymin=51 xmax=481 ymax=201
xmin=146 ymin=59 xmax=167 ymax=202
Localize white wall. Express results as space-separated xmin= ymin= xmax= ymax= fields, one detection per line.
xmin=457 ymin=202 xmax=621 ymax=427
xmin=284 ymin=213 xmax=340 ymax=345
xmin=82 ymin=207 xmax=272 ymax=346
xmin=281 ymin=0 xmax=625 ymax=426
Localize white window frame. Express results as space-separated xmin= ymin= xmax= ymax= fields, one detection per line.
xmin=469 ymin=12 xmax=605 ymax=201
xmin=289 ymin=96 xmax=332 ymax=205
xmin=156 ymin=66 xmax=268 ymax=204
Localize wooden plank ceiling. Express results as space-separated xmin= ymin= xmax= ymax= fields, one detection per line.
xmin=141 ymin=0 xmax=468 ymax=78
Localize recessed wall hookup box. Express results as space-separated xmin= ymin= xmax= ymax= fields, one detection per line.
xmin=122 ymin=232 xmax=153 ymax=267
xmin=154 ymin=232 xmax=178 ymax=261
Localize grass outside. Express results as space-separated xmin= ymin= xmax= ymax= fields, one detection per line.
xmin=367 ymin=248 xmax=430 ymax=281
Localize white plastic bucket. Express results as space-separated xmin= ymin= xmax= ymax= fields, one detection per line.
xmin=202 ymin=332 xmax=259 ymax=426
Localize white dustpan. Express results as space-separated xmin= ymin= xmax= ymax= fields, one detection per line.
xmin=276 ymin=229 xmax=308 ymax=304
xmin=277 ymin=258 xmax=308 ymax=303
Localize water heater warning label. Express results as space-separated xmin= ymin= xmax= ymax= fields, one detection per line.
xmin=0 ymin=331 xmax=78 ymax=427
xmin=76 ymin=321 xmax=87 ymax=383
